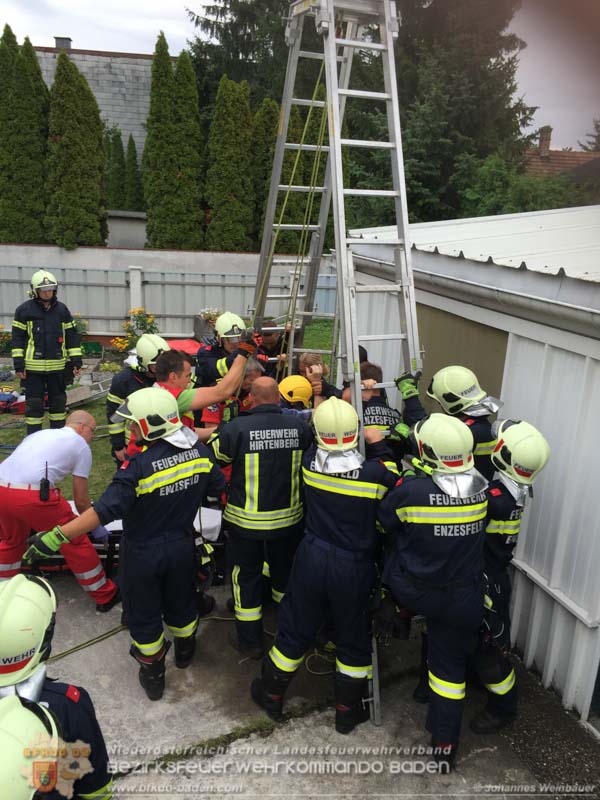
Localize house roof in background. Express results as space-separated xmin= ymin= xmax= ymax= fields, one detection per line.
xmin=524 ymin=148 xmax=599 ymax=178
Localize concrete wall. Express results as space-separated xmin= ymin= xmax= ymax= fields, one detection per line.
xmin=107 ymin=212 xmax=147 ymax=249
xmin=34 ymin=46 xmax=157 ymax=156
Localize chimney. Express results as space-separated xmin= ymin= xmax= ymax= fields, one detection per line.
xmin=54 ymin=37 xmax=72 ymax=51
xmin=539 ymin=125 xmax=552 ymax=159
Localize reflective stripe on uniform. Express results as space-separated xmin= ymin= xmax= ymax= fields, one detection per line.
xmin=132 ymin=633 xmax=165 ymax=656
xmin=396 ymin=501 xmax=487 ymax=525
xmin=485 ymin=668 xmax=516 ymax=696
xmin=79 ymin=778 xmax=114 ymax=800
xmin=269 ymin=645 xmax=303 ymax=673
xmin=211 ymin=437 xmax=233 ymax=464
xmin=428 ymin=670 xmax=466 ymax=700
xmin=272 ymin=587 xmax=284 ymax=604
xmin=107 ymin=392 xmax=125 ymax=405
xmin=382 ymin=459 xmax=400 ymax=476
xmin=216 ymin=357 xmax=228 ymax=377
xmin=25 ymin=360 xmax=67 ymax=372
xmin=336 ymin=658 xmax=373 ymax=679
xmin=290 ymin=449 xmax=302 ymax=507
xmin=12 ymin=320 xmax=27 ymax=330
xmin=475 ymin=440 xmax=496 ymax=457
xmin=166 ymin=617 xmax=199 ymax=638
xmin=224 ymin=503 xmax=303 ymax=530
xmin=486 ymin=518 xmax=521 ymax=535
xmin=81 ymin=576 xmax=108 ymax=593
xmin=48 ymin=412 xmax=67 ymax=422
xmin=11 ymin=348 xmax=24 ymax=357
xmin=74 ymin=565 xmax=104 ymax=582
xmin=302 ymin=467 xmax=388 ymax=500
xmin=0 ymin=561 xmax=22 ymax=573
xmin=244 ymin=453 xmax=259 ymax=512
xmin=136 ymin=458 xmax=214 ymax=496
xmin=262 ymin=561 xmax=270 ymax=578
xmin=108 ymin=422 xmax=126 ymax=434
xmin=231 ymin=565 xmax=262 ymax=620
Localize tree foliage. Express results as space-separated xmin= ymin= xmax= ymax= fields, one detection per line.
xmin=578 ymin=118 xmax=600 ymax=152
xmin=204 ymin=75 xmax=254 ymax=251
xmin=251 ymin=97 xmax=280 ymax=245
xmin=105 ymin=126 xmax=126 ymax=209
xmin=44 ymin=53 xmax=106 ymax=249
xmin=124 ymin=134 xmax=143 ymax=211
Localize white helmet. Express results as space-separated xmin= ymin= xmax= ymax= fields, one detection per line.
xmin=313 ymin=397 xmax=359 ymax=452
xmin=114 ymin=387 xmax=182 ymax=442
xmin=30 ymin=269 xmax=58 ymax=299
xmin=214 ymin=312 xmax=245 ymax=341
xmin=491 ymin=420 xmax=550 ymax=485
xmin=414 ymin=413 xmax=475 ymax=473
xmin=0 ymin=575 xmax=56 ymax=687
xmin=136 ymin=334 xmax=170 ymax=371
xmin=0 ymin=695 xmax=59 ymax=800
xmin=427 ymin=365 xmax=487 ymax=415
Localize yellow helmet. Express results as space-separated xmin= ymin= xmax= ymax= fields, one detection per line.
xmin=313 ymin=397 xmax=359 ymax=452
xmin=30 ymin=269 xmax=58 ymax=298
xmin=414 ymin=413 xmax=475 ymax=473
xmin=427 ymin=365 xmax=487 ymax=415
xmin=278 ymin=375 xmax=313 ymax=409
xmin=214 ymin=312 xmax=246 ymax=340
xmin=0 ymin=575 xmax=56 ymax=687
xmin=491 ymin=420 xmax=550 ymax=485
xmin=136 ymin=334 xmax=170 ymax=371
xmin=114 ymin=387 xmax=182 ymax=441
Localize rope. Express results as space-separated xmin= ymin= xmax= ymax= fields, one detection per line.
xmin=46 ymin=624 xmax=126 ymax=663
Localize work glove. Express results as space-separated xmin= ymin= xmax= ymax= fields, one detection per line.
xmin=222 ymin=400 xmax=239 ymax=424
xmin=373 ymin=591 xmax=412 ymax=646
xmin=236 ymin=329 xmax=258 ymax=358
xmin=394 ymin=372 xmax=420 ymax=400
xmin=89 ymin=525 xmax=110 ymax=543
xmin=388 ymin=421 xmax=411 ymax=444
xmin=23 ymin=526 xmax=69 ymax=564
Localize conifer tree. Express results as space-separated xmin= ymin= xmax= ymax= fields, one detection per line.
xmin=124 ymin=134 xmax=143 ymax=210
xmin=0 ymin=26 xmax=18 ymax=241
xmin=171 ymin=50 xmax=203 ymax=249
xmin=143 ymin=32 xmax=180 ymax=247
xmin=251 ymin=97 xmax=279 ymax=246
xmin=109 ymin=128 xmax=126 ymax=209
xmin=45 ymin=53 xmax=106 ymax=249
xmin=204 ymin=75 xmax=254 ymax=251
xmin=275 ymin=104 xmax=303 ymax=253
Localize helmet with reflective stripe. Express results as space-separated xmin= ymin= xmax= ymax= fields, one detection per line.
xmin=114 ymin=386 xmax=181 ymax=441
xmin=30 ymin=270 xmax=58 ymax=297
xmin=136 ymin=333 xmax=170 ymax=371
xmin=214 ymin=312 xmax=246 ymax=340
xmin=427 ymin=365 xmax=487 ymax=415
xmin=278 ymin=375 xmax=313 ymax=409
xmin=0 ymin=575 xmax=56 ymax=687
xmin=313 ymin=396 xmax=358 ymax=452
xmin=491 ymin=419 xmax=550 ymax=485
xmin=414 ymin=413 xmax=475 ymax=473
xmin=0 ymin=695 xmax=60 ymax=800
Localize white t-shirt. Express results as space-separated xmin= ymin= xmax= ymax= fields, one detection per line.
xmin=0 ymin=427 xmax=92 ymax=485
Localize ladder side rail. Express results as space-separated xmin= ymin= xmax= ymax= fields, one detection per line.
xmin=379 ymin=2 xmax=422 ymax=373
xmin=253 ymin=16 xmax=306 ymax=328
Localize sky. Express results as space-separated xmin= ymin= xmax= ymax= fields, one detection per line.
xmin=3 ymin=0 xmax=600 ymax=150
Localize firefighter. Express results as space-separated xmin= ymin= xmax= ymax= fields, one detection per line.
xmin=299 ymin=353 xmax=343 ymax=400
xmin=195 ymin=311 xmax=248 ymax=387
xmin=154 ymin=345 xmax=256 ymax=435
xmin=0 ymin=575 xmax=113 ymax=800
xmin=11 ymin=270 xmax=82 ymax=435
xmin=23 ymin=389 xmax=226 ymax=701
xmin=398 ymin=365 xmax=501 ymax=481
xmin=257 ymin=318 xmax=290 ymax=379
xmin=210 ymin=377 xmax=313 ymax=658
xmin=471 ymin=419 xmax=550 ymax=734
xmin=106 ymin=333 xmax=170 ymax=464
xmin=278 ymin=374 xmax=316 ymax=420
xmin=377 ymin=414 xmax=488 ymax=767
xmin=0 ymin=410 xmax=118 ymax=610
xmin=200 ymin=357 xmax=264 ymax=436
xmin=250 ymin=397 xmax=398 ymax=732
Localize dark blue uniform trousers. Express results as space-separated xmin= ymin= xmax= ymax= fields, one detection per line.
xmin=272 ymin=535 xmax=375 ymax=677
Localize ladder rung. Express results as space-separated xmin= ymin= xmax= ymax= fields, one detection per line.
xmin=284 ymin=143 xmax=330 ymax=152
xmin=358 ymin=333 xmax=407 ymax=342
xmin=294 ymin=310 xmax=336 ymax=319
xmin=293 ymin=348 xmax=333 ymax=355
xmin=278 ymin=184 xmax=325 ymax=193
xmin=338 ymin=89 xmax=391 ymax=101
xmin=340 ymin=139 xmax=394 ymax=149
xmin=343 ymin=189 xmax=398 ymax=197
xmin=267 ymin=293 xmax=306 ymax=300
xmin=299 ymin=50 xmax=323 ymax=60
xmin=335 ymin=37 xmax=387 ymax=51
xmin=276 ymin=224 xmax=320 ymax=231
xmin=292 ymin=99 xmax=326 ymax=108
xmin=355 ymin=284 xmax=403 ymax=293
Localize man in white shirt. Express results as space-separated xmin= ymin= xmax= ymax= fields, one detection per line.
xmin=0 ymin=411 xmax=119 ymax=611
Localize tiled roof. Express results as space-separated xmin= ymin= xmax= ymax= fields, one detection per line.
xmin=524 ymin=149 xmax=599 ymax=178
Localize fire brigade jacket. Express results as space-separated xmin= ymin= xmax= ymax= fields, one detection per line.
xmin=11 ymin=297 xmax=82 ymax=374
xmin=363 ymin=396 xmax=401 ymax=433
xmin=378 ymin=472 xmax=487 ymax=586
xmin=106 ymin=366 xmax=155 ymax=451
xmin=39 ymin=679 xmax=112 ymax=800
xmin=484 ymin=480 xmax=522 ymax=577
xmin=211 ymin=403 xmax=313 ymax=537
xmin=302 ymin=442 xmax=398 ymax=554
xmin=93 ymin=439 xmax=225 ymax=542
xmin=402 ymin=395 xmax=496 ymax=480
xmin=196 ymin=343 xmax=237 ymax=386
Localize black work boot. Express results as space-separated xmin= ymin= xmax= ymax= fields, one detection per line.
xmin=250 ymin=657 xmax=294 ymax=721
xmin=430 ymin=739 xmax=457 ymax=772
xmin=470 ymin=707 xmax=516 ymax=734
xmin=130 ymin=642 xmax=170 ymax=701
xmin=413 ymin=631 xmax=429 ymax=704
xmin=334 ymin=674 xmax=370 ymax=734
xmin=174 ymin=634 xmax=196 ymax=669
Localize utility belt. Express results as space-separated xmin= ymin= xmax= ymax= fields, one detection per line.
xmin=305 ymin=533 xmax=372 ymax=563
xmin=0 ymin=479 xmax=55 ymax=502
xmin=398 ymin=564 xmax=481 ymax=592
